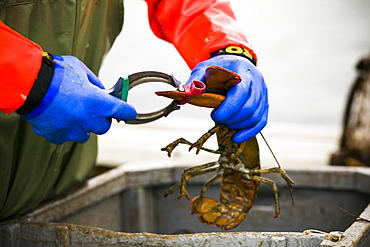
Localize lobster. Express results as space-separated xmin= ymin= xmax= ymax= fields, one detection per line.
xmin=156 ymin=66 xmax=294 ymax=231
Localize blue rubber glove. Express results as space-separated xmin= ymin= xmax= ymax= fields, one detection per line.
xmin=22 ymin=55 xmax=137 ymax=145
xmin=187 ymin=55 xmax=268 ymax=143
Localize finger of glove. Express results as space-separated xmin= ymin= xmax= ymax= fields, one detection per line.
xmin=232 ymin=114 xmax=268 ymax=143
xmin=109 ymin=101 xmax=137 ymax=121
xmin=34 ymin=130 xmax=65 ymax=145
xmin=53 ymin=125 xmax=91 ymax=144
xmin=81 ymin=93 xmax=136 ymax=133
xmin=101 ymin=95 xmax=137 ymax=121
xmin=31 ymin=126 xmax=67 ymax=145
xmin=225 ymin=84 xmax=268 ymax=129
xmin=45 ymin=135 xmax=67 ymax=145
xmin=212 ymin=80 xmax=250 ymax=122
xmin=218 ymin=84 xmax=262 ymax=126
xmin=83 ymin=116 xmax=112 ymax=135
xmin=50 ymin=128 xmax=90 ymax=144
xmin=94 ymin=118 xmax=112 ymax=135
xmin=33 ymin=122 xmax=91 ymax=144
xmin=185 ymin=65 xmax=207 ymax=85
xmin=85 ymin=67 xmax=105 ymax=89
xmin=63 ymin=55 xmax=105 ymax=89
xmin=226 ymin=99 xmax=268 ymax=130
xmin=30 ymin=120 xmax=66 ymax=145
xmin=80 ymin=62 xmax=105 ymax=89
xmin=66 ymin=130 xmax=91 ymax=144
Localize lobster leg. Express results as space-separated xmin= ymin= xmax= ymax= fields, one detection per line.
xmin=161 ymin=137 xmax=221 ymax=157
xmin=249 ymin=175 xmax=281 ymax=218
xmin=190 ymin=172 xmax=223 ymax=213
xmin=190 ymin=125 xmax=222 ymax=154
xmin=199 ymin=172 xmax=223 ymax=197
xmin=249 ymin=167 xmax=295 ymax=190
xmin=161 ymin=138 xmax=193 ymax=157
xmin=235 ymin=164 xmax=294 ymax=218
xmin=230 ymin=140 xmax=248 ymax=159
xmin=164 ymin=161 xmax=220 ymax=199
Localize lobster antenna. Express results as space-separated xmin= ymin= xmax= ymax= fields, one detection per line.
xmin=260 ymin=132 xmax=281 ymax=168
xmin=260 ymin=132 xmax=295 ymax=206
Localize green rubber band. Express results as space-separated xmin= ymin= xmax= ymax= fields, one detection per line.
xmin=122 ymin=77 xmax=130 ymax=102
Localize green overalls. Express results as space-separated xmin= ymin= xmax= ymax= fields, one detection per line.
xmin=0 ymin=0 xmax=124 ymax=220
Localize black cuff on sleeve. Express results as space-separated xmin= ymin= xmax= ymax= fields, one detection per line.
xmin=210 ymin=46 xmax=257 ymax=65
xmin=16 ymin=54 xmax=55 ymax=115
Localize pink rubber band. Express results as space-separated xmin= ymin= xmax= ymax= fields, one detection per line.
xmin=178 ymin=80 xmax=206 ymax=105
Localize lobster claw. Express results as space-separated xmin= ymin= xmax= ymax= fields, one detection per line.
xmin=155 ymin=66 xmax=242 ymax=108
xmin=203 ymin=66 xmax=242 ymax=95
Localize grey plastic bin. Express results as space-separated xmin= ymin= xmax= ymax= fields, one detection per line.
xmin=1 ymin=163 xmax=369 ymax=246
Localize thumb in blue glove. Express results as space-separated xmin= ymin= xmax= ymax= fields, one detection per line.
xmin=18 ymin=55 xmax=137 ymax=145
xmin=186 ymin=54 xmax=268 ymax=143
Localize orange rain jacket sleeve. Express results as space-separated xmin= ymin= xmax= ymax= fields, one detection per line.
xmin=0 ymin=21 xmax=43 ymax=114
xmin=145 ymin=0 xmax=256 ymax=69
xmin=0 ymin=0 xmax=255 ymax=114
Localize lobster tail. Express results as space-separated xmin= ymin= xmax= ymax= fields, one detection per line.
xmin=190 ymin=196 xmax=247 ymax=231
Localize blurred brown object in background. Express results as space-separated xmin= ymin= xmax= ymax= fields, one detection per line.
xmin=331 ymin=53 xmax=370 ymax=166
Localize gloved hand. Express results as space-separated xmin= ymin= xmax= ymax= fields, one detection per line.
xmin=186 ymin=55 xmax=268 ymax=143
xmin=21 ymin=55 xmax=137 ymax=145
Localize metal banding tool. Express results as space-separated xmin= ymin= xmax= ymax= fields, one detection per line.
xmin=106 ymin=71 xmax=181 ymax=124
